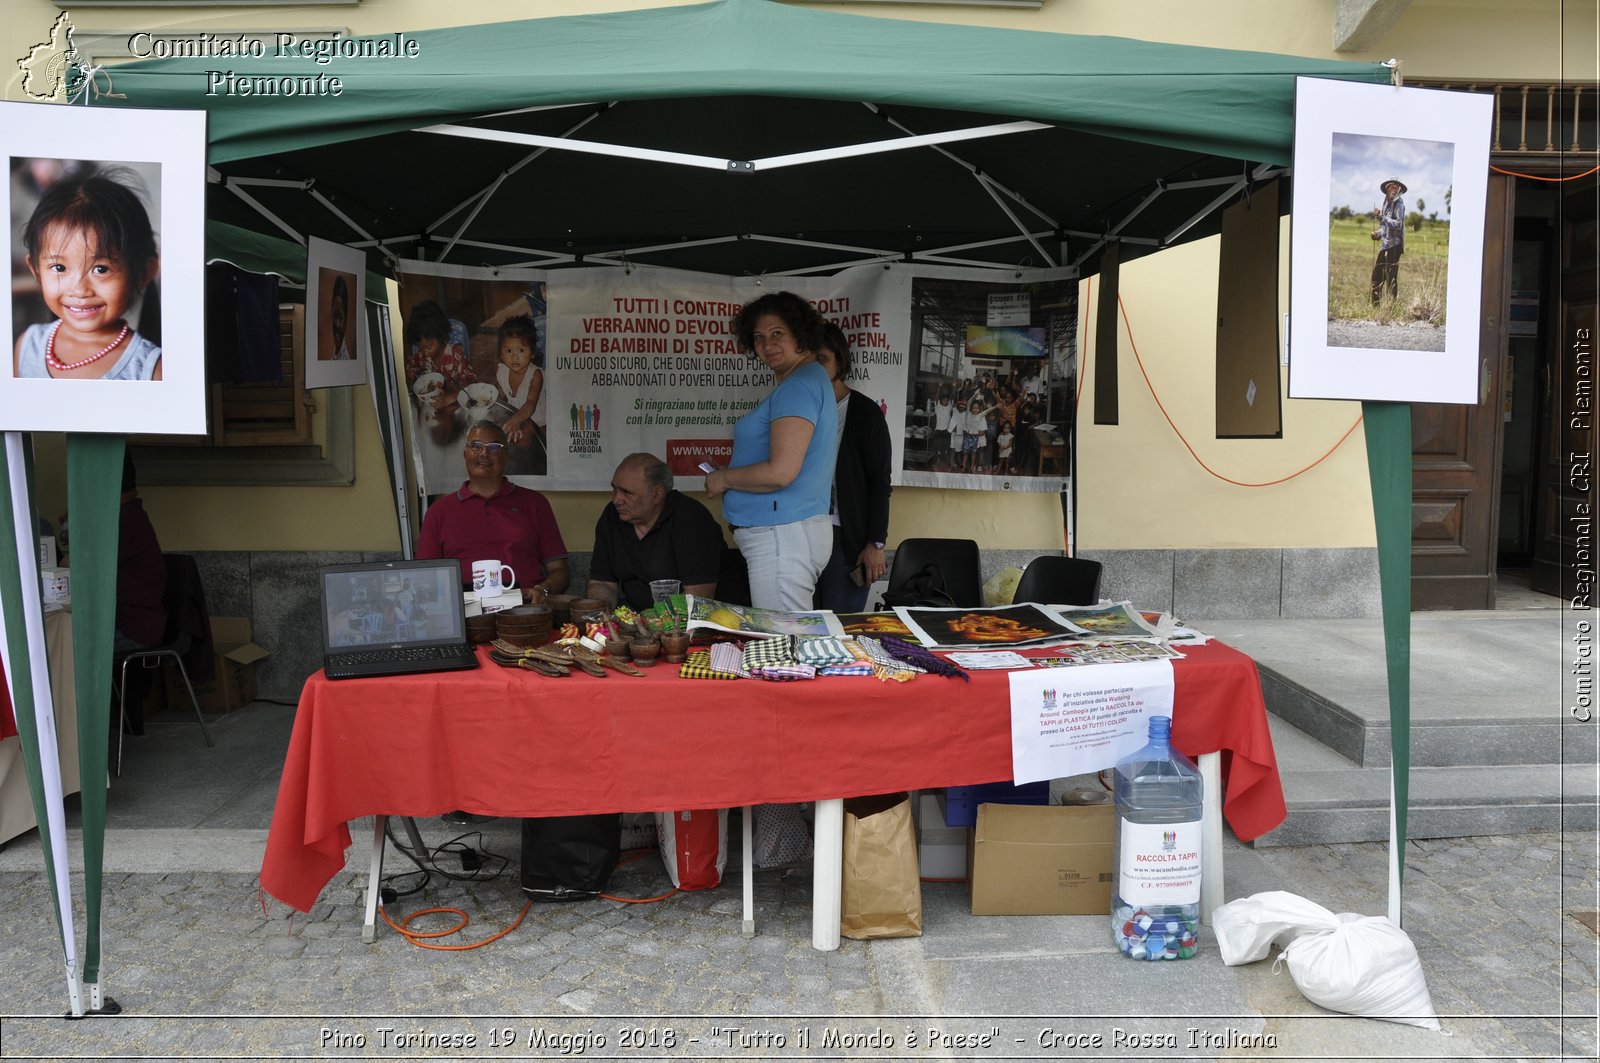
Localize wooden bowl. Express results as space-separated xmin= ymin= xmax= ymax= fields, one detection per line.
xmin=501 ymin=604 xmax=552 ymax=621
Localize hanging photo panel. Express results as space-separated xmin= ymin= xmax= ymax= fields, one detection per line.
xmin=1 ymin=101 xmax=207 ymax=433
xmin=304 ymin=236 xmax=367 ymax=389
xmin=1287 ymin=77 xmax=1492 ymax=404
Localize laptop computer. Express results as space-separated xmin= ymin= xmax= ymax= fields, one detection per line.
xmin=319 ymin=558 xmax=480 ymax=680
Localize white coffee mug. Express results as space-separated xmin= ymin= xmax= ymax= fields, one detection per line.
xmin=471 ymin=559 xmax=517 ymax=600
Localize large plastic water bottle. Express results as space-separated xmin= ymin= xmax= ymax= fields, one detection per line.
xmin=1111 ymin=714 xmax=1203 ymax=959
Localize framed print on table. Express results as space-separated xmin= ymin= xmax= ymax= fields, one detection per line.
xmin=1287 ymin=77 xmax=1493 ymax=404
xmin=305 ymin=236 xmax=367 ymax=390
xmin=2 ymin=101 xmax=207 ymax=434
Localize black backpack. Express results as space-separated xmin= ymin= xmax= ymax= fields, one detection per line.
xmin=882 ymin=562 xmax=955 ymax=609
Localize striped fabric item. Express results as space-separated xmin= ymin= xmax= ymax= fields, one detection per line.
xmin=754 ymin=662 xmax=817 ymax=682
xmin=852 ymin=636 xmax=924 ymax=682
xmin=793 ymin=636 xmax=856 ymax=666
xmin=741 ymin=635 xmax=796 ymax=673
xmin=818 ymin=659 xmax=875 ymax=676
xmin=709 ymin=641 xmax=753 ymax=678
xmin=678 ymin=649 xmax=740 ymax=680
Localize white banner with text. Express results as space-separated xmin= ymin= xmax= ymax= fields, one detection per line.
xmin=396 ymin=261 xmax=1074 ymax=495
xmin=1007 ymin=660 xmax=1176 ymax=784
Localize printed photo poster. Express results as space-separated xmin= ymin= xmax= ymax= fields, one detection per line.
xmin=1 ymin=101 xmax=206 ymax=433
xmin=900 ymin=267 xmax=1078 ymax=493
xmin=304 ymin=236 xmax=366 ymax=389
xmin=543 ymin=265 xmax=911 ymax=490
xmin=1008 ymin=659 xmax=1175 ymax=784
xmin=1288 ymin=77 xmax=1492 ymax=403
xmin=394 ymin=261 xmax=548 ymax=492
xmin=894 ymin=602 xmax=1082 ymax=649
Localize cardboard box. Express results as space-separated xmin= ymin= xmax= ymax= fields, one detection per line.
xmin=968 ymin=802 xmax=1115 ymax=916
xmin=914 ymin=792 xmax=968 ymax=880
xmin=164 ymin=617 xmax=270 ymax=714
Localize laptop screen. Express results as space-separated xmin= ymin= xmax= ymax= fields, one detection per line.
xmin=319 ymin=559 xmax=466 ymax=652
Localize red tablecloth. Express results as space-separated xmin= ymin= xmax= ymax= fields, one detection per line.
xmin=0 ymin=663 xmax=16 ymax=741
xmin=260 ymin=640 xmax=1283 ymax=911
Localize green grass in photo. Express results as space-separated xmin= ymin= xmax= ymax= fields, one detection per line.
xmin=1326 ymin=216 xmax=1451 ymax=326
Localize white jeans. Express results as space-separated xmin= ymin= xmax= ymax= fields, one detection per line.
xmin=734 ymin=516 xmax=832 ymax=611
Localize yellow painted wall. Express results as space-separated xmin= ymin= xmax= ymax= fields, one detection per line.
xmin=4 ymin=0 xmax=1575 ymax=555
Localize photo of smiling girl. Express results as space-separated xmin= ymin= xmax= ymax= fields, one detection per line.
xmin=13 ymin=167 xmax=162 ymax=380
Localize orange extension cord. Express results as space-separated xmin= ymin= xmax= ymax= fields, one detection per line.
xmin=382 ymin=848 xmax=678 ymax=951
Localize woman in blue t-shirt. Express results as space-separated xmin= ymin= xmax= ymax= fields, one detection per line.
xmin=704 ymin=291 xmax=839 ymax=610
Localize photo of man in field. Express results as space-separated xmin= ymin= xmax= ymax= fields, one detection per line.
xmin=1325 ymin=132 xmax=1455 ymax=352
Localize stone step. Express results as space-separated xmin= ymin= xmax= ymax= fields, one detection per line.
xmin=1252 ymin=714 xmax=1598 ymax=847
xmin=1256 ymin=762 xmax=1596 ymax=847
xmin=1256 ymin=661 xmax=1588 ymax=768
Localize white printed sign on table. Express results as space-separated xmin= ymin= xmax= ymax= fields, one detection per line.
xmin=1006 ymin=659 xmax=1176 ymax=784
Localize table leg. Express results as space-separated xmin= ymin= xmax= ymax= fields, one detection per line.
xmin=398 ymin=816 xmax=428 ymax=862
xmin=362 ymin=815 xmax=387 ymax=944
xmin=1199 ymin=752 xmax=1223 ymax=924
xmin=741 ymin=806 xmax=754 ymax=938
xmin=811 ymin=798 xmax=843 ymax=951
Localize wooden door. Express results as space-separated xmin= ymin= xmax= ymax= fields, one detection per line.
xmin=1531 ymin=178 xmax=1599 ymax=597
xmin=1410 ymin=174 xmax=1513 ymax=609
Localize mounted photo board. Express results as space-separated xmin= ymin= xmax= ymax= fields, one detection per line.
xmin=1287 ymin=77 xmax=1493 ymax=404
xmin=1 ymin=102 xmax=207 ymax=434
xmin=304 ymin=236 xmax=368 ymax=389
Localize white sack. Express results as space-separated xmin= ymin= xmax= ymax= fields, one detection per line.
xmin=1212 ymin=890 xmax=1341 ymax=966
xmin=1281 ymin=913 xmax=1442 ymax=1031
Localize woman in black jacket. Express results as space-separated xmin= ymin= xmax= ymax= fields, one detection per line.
xmin=812 ymin=323 xmax=893 ymax=612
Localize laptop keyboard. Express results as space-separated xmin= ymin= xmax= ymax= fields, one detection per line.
xmin=325 ymin=643 xmax=478 ymax=679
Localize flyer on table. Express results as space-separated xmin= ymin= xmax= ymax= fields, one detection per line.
xmin=1007 ymin=660 xmax=1176 ymax=783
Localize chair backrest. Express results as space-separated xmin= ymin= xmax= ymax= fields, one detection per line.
xmin=883 ymin=538 xmax=983 ymax=608
xmin=1013 ymin=555 xmax=1103 ymax=607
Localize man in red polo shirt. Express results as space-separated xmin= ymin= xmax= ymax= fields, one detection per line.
xmin=418 ymin=421 xmax=570 ymax=601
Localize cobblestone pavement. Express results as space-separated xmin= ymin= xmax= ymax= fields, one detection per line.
xmin=0 ymin=826 xmax=1593 ymax=1061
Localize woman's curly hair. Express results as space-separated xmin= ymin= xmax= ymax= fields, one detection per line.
xmin=732 ymin=291 xmax=825 ymax=356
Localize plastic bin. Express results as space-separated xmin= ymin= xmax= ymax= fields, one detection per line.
xmin=939 ymin=780 xmax=1051 ymax=827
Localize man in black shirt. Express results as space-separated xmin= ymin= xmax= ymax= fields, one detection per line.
xmin=585 ymin=453 xmax=723 ymax=611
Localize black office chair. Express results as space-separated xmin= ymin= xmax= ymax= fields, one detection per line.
xmin=883 ymin=538 xmax=983 ymax=608
xmin=114 ymin=554 xmax=216 ymax=777
xmin=1012 ymin=555 xmax=1104 ymax=607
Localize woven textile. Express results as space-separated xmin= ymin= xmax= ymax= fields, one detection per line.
xmin=708 ymin=641 xmax=752 ymax=678
xmin=793 ymin=636 xmax=855 ymax=666
xmin=855 ymin=637 xmax=924 ymax=672
xmin=741 ymin=635 xmax=796 ymax=673
xmin=679 ymin=649 xmax=739 ymax=680
xmin=755 ymin=662 xmax=817 ymax=682
xmin=818 ymin=660 xmax=875 ymax=676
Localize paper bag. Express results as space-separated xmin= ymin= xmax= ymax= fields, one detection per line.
xmin=840 ymin=793 xmax=923 ymax=939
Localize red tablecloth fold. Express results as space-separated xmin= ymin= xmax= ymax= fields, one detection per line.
xmin=260 ymin=640 xmax=1283 ymax=911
